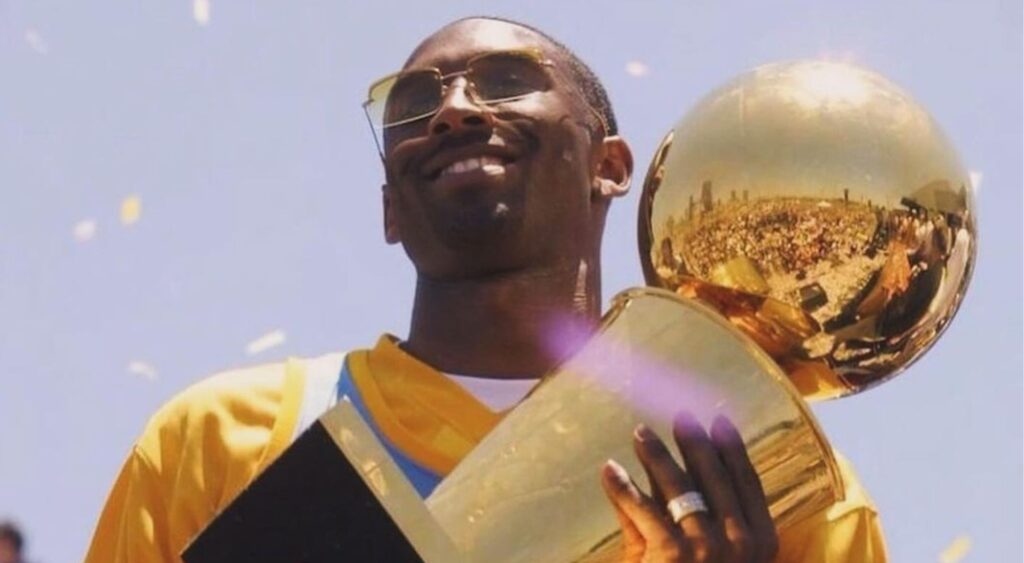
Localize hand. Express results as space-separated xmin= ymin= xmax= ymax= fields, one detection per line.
xmin=600 ymin=413 xmax=779 ymax=563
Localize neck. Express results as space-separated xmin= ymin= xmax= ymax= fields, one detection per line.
xmin=404 ymin=257 xmax=602 ymax=379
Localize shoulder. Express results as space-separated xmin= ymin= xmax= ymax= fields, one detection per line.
xmin=828 ymin=449 xmax=880 ymax=519
xmin=134 ymin=353 xmax=345 ymax=472
xmin=775 ymin=449 xmax=888 ymax=562
xmin=138 ymin=360 xmax=291 ymax=454
xmin=806 ymin=450 xmax=880 ymax=528
xmin=86 ymin=352 xmax=351 ymax=561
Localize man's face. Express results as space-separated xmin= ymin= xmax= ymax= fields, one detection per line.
xmin=381 ymin=19 xmax=608 ymax=280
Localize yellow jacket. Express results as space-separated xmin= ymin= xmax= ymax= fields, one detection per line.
xmin=86 ymin=341 xmax=886 ymax=562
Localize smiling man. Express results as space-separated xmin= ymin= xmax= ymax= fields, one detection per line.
xmin=87 ymin=16 xmax=886 ymax=562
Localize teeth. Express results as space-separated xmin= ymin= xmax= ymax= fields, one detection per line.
xmin=440 ymin=156 xmax=506 ymax=178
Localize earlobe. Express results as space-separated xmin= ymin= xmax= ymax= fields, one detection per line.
xmin=592 ymin=136 xmax=633 ymax=200
xmin=593 ymin=177 xmax=626 ymax=199
xmin=382 ymin=184 xmax=401 ymax=244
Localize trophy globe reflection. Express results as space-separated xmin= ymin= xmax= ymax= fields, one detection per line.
xmin=426 ymin=61 xmax=976 ymax=563
xmin=638 ymin=60 xmax=976 ymax=401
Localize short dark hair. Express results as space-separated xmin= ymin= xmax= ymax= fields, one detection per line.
xmin=419 ymin=16 xmax=619 ymax=136
xmin=0 ymin=521 xmax=23 ymax=554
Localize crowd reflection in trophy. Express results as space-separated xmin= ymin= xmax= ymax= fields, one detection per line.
xmin=647 ymin=173 xmax=973 ymax=400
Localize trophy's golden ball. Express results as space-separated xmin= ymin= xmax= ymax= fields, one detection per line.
xmin=638 ymin=60 xmax=976 ymax=400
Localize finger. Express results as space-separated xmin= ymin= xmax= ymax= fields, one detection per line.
xmin=633 ymin=424 xmax=715 ymax=538
xmin=672 ymin=412 xmax=747 ymax=528
xmin=633 ymin=426 xmax=667 ymax=508
xmin=610 ymin=504 xmax=647 ymax=563
xmin=598 ymin=462 xmax=643 ymax=560
xmin=600 ymin=458 xmax=679 ymax=548
xmin=711 ymin=416 xmax=779 ymax=561
xmin=600 ymin=469 xmax=647 ymax=563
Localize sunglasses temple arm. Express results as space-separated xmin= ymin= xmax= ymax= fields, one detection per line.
xmin=362 ymin=106 xmax=387 ymax=163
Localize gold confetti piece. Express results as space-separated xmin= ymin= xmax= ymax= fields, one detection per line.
xmin=246 ymin=330 xmax=287 ymax=355
xmin=120 ymin=194 xmax=142 ymax=225
xmin=127 ymin=361 xmax=159 ymax=381
xmin=72 ymin=219 xmax=97 ymax=242
xmin=968 ymin=170 xmax=982 ymax=193
xmin=625 ymin=61 xmax=649 ymax=77
xmin=193 ymin=0 xmax=211 ymax=26
xmin=24 ymin=28 xmax=49 ymax=54
xmin=939 ymin=535 xmax=972 ymax=563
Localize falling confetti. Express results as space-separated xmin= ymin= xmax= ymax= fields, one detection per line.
xmin=120 ymin=195 xmax=142 ymax=225
xmin=968 ymin=170 xmax=982 ymax=193
xmin=24 ymin=28 xmax=49 ymax=54
xmin=72 ymin=219 xmax=97 ymax=242
xmin=246 ymin=330 xmax=286 ymax=355
xmin=939 ymin=535 xmax=972 ymax=563
xmin=127 ymin=361 xmax=160 ymax=382
xmin=625 ymin=61 xmax=649 ymax=77
xmin=193 ymin=0 xmax=211 ymax=26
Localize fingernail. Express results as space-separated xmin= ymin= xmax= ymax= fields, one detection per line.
xmin=674 ymin=411 xmax=699 ymax=428
xmin=711 ymin=415 xmax=742 ymax=443
xmin=604 ymin=459 xmax=642 ymax=500
xmin=633 ymin=423 xmax=658 ymax=443
xmin=605 ymin=458 xmax=630 ymax=484
xmin=673 ymin=411 xmax=703 ymax=437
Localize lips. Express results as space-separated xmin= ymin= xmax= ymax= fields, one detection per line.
xmin=438 ymin=156 xmax=508 ymax=178
xmin=421 ymin=142 xmax=521 ymax=182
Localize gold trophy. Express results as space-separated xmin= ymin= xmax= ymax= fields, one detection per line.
xmin=424 ymin=60 xmax=976 ymax=562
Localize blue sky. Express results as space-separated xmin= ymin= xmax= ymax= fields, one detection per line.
xmin=1 ymin=1 xmax=1020 ymax=561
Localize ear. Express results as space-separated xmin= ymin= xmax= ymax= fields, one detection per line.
xmin=382 ymin=183 xmax=401 ymax=244
xmin=592 ymin=136 xmax=633 ymax=201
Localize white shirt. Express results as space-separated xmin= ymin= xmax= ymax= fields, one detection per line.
xmin=444 ymin=373 xmax=538 ymax=411
xmin=293 ymin=353 xmax=539 ymax=440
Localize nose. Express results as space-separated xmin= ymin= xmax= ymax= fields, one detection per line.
xmin=428 ymin=76 xmax=491 ymax=136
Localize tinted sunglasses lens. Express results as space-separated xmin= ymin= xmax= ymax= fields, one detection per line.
xmin=365 ymin=75 xmax=398 ymax=129
xmin=471 ymin=52 xmax=549 ymax=102
xmin=373 ymin=70 xmax=442 ymax=127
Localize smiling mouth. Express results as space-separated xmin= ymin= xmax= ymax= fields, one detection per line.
xmin=422 ymin=144 xmax=521 ymax=182
xmin=435 ymin=156 xmax=511 ymax=180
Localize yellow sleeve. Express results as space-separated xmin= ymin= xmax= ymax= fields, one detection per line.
xmin=84 ymin=360 xmax=305 ymax=562
xmin=84 ymin=446 xmax=176 ymax=563
xmin=775 ymin=452 xmax=888 ymax=563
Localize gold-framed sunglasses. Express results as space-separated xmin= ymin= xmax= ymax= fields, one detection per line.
xmin=362 ymin=48 xmax=608 ymax=158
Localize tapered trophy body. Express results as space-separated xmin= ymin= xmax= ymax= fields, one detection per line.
xmin=429 ymin=289 xmax=841 ymax=562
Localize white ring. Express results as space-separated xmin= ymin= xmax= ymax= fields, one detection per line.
xmin=666 ymin=492 xmax=708 ymax=523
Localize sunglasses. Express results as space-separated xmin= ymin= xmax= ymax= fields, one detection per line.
xmin=362 ymin=48 xmax=607 ymax=158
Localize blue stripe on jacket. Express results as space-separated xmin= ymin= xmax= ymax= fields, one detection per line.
xmin=336 ymin=360 xmax=443 ymax=497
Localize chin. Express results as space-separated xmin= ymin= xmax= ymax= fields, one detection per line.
xmin=427 ymin=201 xmax=525 ymax=259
